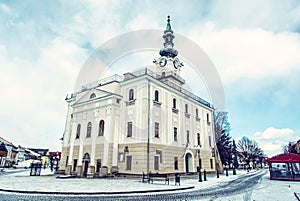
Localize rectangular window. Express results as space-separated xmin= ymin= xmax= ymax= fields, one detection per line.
xmin=207 ymin=113 xmax=210 ymax=125
xmin=156 ymin=150 xmax=162 ymax=163
xmin=155 ymin=122 xmax=159 ymax=138
xmin=209 ymin=136 xmax=212 ymax=147
xmin=210 ymin=159 xmax=214 ymax=169
xmin=96 ymin=159 xmax=102 ymax=172
xmin=154 ymin=156 xmax=159 ymax=170
xmin=174 ymin=157 xmax=178 ymax=170
xmin=126 ymin=156 xmax=132 ymax=170
xmin=65 ymin=156 xmax=69 ymax=167
xmin=186 ymin=130 xmax=190 ymax=144
xmin=196 ymin=108 xmax=199 ymax=117
xmin=185 ymin=104 xmax=188 ymax=113
xmin=73 ymin=159 xmax=77 ymax=172
xmin=197 ymin=133 xmax=201 ymax=146
xmin=174 ymin=127 xmax=177 ymax=141
xmin=127 ymin=122 xmax=132 ymax=137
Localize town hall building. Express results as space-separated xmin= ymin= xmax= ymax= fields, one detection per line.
xmin=59 ymin=17 xmax=219 ymax=177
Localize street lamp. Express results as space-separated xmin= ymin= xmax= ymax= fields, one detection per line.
xmin=196 ymin=145 xmax=202 ymax=182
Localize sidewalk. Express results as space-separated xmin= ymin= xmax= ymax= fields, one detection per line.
xmin=0 ymin=168 xmax=253 ymax=195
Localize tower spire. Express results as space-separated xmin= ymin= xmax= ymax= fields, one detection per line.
xmin=159 ymin=16 xmax=178 ymax=58
xmin=166 ymin=15 xmax=171 ymax=30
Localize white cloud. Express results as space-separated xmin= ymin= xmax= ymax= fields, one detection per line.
xmin=187 ymin=25 xmax=300 ymax=85
xmin=0 ymin=37 xmax=86 ymax=150
xmin=253 ymin=127 xmax=294 ymax=140
xmin=251 ymin=127 xmax=297 ymax=157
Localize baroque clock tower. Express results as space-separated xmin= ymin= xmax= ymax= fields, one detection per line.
xmin=154 ymin=16 xmax=185 ymax=89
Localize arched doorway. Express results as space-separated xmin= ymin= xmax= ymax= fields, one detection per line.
xmin=82 ymin=153 xmax=90 ymax=177
xmin=185 ymin=153 xmax=193 ymax=173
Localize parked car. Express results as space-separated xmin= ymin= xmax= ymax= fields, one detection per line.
xmin=14 ymin=159 xmax=40 ymax=169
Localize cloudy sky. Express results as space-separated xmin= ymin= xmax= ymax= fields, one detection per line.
xmin=1 ymin=0 xmax=299 ymax=157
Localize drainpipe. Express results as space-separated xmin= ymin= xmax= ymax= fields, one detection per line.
xmin=147 ymin=78 xmax=150 ymax=177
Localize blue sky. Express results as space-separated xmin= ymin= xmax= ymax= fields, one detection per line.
xmin=0 ymin=0 xmax=300 ymax=156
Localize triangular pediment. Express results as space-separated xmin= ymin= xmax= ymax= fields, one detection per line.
xmin=73 ymin=88 xmax=114 ymax=105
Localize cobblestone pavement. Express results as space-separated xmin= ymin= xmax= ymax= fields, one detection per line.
xmin=0 ymin=170 xmax=266 ymax=201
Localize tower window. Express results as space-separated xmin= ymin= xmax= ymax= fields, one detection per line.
xmin=173 ymin=98 xmax=176 ymax=109
xmin=129 ymin=89 xmax=134 ymax=101
xmin=186 ymin=130 xmax=190 ymax=144
xmin=154 ymin=90 xmax=159 ymax=102
xmin=76 ymin=124 xmax=81 ymax=139
xmin=127 ymin=122 xmax=132 ymax=137
xmin=174 ymin=127 xmax=177 ymax=141
xmin=86 ymin=122 xmax=92 ymax=138
xmin=155 ymin=122 xmax=159 ymax=138
xmin=197 ymin=133 xmax=201 ymax=146
xmin=98 ymin=120 xmax=105 ymax=136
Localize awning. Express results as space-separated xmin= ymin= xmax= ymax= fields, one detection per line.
xmin=267 ymin=153 xmax=300 ymax=163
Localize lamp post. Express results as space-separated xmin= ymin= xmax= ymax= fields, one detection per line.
xmin=196 ymin=145 xmax=202 ymax=182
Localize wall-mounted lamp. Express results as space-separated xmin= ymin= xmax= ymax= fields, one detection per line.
xmin=124 ymin=146 xmax=129 ymax=154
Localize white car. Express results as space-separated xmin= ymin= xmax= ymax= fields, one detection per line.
xmin=14 ymin=159 xmax=40 ymax=169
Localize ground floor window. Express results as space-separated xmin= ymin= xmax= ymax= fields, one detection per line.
xmin=126 ymin=156 xmax=132 ymax=170
xmin=96 ymin=159 xmax=102 ymax=172
xmin=174 ymin=157 xmax=178 ymax=170
xmin=65 ymin=156 xmax=69 ymax=167
xmin=210 ymin=159 xmax=214 ymax=169
xmin=73 ymin=159 xmax=77 ymax=172
xmin=154 ymin=156 xmax=159 ymax=170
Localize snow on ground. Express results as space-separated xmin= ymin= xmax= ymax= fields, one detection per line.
xmin=0 ymin=168 xmax=299 ymax=201
xmin=0 ymin=168 xmax=243 ymax=193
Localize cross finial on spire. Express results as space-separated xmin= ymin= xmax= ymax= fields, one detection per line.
xmin=166 ymin=15 xmax=171 ymax=31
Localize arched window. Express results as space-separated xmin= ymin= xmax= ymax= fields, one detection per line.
xmin=90 ymin=93 xmax=96 ymax=99
xmin=173 ymin=98 xmax=177 ymax=109
xmin=98 ymin=120 xmax=105 ymax=136
xmin=86 ymin=122 xmax=92 ymax=138
xmin=129 ymin=89 xmax=134 ymax=101
xmin=76 ymin=124 xmax=81 ymax=139
xmin=154 ymin=90 xmax=159 ymax=102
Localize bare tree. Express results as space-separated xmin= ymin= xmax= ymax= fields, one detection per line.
xmin=237 ymin=136 xmax=265 ymax=168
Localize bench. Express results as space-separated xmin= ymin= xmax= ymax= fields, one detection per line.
xmin=149 ymin=173 xmax=169 ymax=185
xmin=142 ymin=172 xmax=150 ymax=183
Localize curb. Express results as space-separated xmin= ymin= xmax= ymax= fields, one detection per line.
xmin=0 ymin=186 xmax=195 ymax=195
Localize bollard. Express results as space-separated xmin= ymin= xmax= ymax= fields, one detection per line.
xmin=204 ymin=169 xmax=207 ymax=181
xmin=226 ymin=168 xmax=228 ymax=176
xmin=233 ymin=168 xmax=236 ymax=175
xmin=217 ymin=170 xmax=219 ymax=178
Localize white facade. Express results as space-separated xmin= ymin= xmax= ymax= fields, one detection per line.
xmin=59 ymin=17 xmax=219 ymax=176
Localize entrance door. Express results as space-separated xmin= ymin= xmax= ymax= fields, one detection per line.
xmin=82 ymin=153 xmax=90 ymax=177
xmin=185 ymin=153 xmax=193 ymax=173
xmin=83 ymin=161 xmax=89 ymax=177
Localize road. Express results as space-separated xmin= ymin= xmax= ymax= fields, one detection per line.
xmin=0 ymin=170 xmax=266 ymax=201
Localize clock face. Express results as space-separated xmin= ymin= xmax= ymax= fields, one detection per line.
xmin=159 ymin=57 xmax=167 ymax=67
xmin=173 ymin=58 xmax=180 ymax=69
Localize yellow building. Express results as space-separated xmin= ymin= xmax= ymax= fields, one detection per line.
xmin=59 ymin=17 xmax=219 ymax=177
